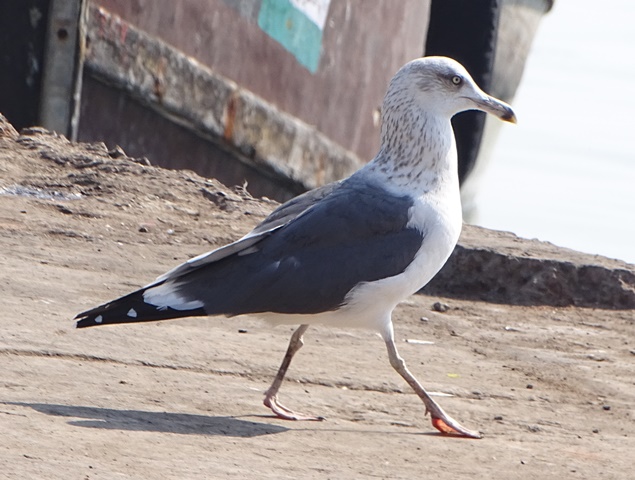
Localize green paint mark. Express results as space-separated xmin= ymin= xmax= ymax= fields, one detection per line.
xmin=258 ymin=0 xmax=324 ymax=73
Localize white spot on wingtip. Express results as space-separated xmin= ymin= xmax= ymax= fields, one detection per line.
xmin=95 ymin=315 xmax=103 ymax=324
xmin=127 ymin=308 xmax=137 ymax=318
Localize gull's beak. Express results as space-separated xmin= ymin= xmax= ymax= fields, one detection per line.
xmin=468 ymin=94 xmax=517 ymax=124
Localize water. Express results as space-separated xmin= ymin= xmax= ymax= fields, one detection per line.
xmin=477 ymin=0 xmax=635 ymax=264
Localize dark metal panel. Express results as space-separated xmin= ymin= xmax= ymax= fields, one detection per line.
xmin=0 ymin=0 xmax=50 ymax=130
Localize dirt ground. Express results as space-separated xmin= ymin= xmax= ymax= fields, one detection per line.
xmin=1 ymin=119 xmax=634 ymax=479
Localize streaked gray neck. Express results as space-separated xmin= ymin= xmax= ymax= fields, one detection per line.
xmin=364 ymin=103 xmax=457 ymax=194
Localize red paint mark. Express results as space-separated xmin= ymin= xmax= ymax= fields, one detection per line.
xmin=224 ymin=92 xmax=238 ymax=142
xmin=119 ymin=22 xmax=128 ymax=43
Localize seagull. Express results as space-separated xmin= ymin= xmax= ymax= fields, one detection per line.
xmin=75 ymin=56 xmax=516 ymax=439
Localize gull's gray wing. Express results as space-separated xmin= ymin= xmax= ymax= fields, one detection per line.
xmin=167 ymin=177 xmax=424 ymax=315
xmin=250 ymin=181 xmax=342 ymax=235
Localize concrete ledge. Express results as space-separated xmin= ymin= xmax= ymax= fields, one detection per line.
xmin=83 ymin=5 xmax=363 ymax=191
xmin=425 ymin=225 xmax=635 ymax=309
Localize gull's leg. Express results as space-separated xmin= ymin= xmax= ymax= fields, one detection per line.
xmin=263 ymin=324 xmax=323 ymax=421
xmin=382 ymin=323 xmax=481 ymax=438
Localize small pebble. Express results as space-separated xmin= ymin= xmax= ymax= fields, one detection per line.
xmin=592 ymin=428 xmax=599 ymax=434
xmin=420 ymin=316 xmax=429 ymax=322
xmin=238 ymin=329 xmax=248 ymax=334
xmin=107 ymin=145 xmax=126 ymax=158
xmin=526 ymin=384 xmax=534 ymax=389
xmin=494 ymin=415 xmax=503 ymax=421
xmin=602 ymin=405 xmax=611 ymax=411
xmin=432 ymin=302 xmax=449 ymax=313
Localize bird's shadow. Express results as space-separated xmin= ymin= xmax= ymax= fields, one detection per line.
xmin=5 ymin=402 xmax=288 ymax=437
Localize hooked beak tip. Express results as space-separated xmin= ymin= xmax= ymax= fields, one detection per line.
xmin=501 ymin=110 xmax=517 ymax=124
xmin=469 ymin=94 xmax=517 ymax=124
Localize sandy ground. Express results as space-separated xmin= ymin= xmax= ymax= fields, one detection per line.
xmin=1 ymin=121 xmax=634 ymax=479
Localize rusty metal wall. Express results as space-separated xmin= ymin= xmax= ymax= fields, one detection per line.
xmin=92 ymin=0 xmax=430 ymax=162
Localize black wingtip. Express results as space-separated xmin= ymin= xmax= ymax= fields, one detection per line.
xmin=73 ymin=295 xmax=208 ymax=329
xmin=72 ymin=278 xmax=212 ymax=329
xmin=73 ymin=299 xmax=121 ymax=328
xmin=74 ymin=314 xmax=104 ymax=329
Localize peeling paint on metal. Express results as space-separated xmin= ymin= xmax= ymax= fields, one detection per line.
xmin=223 ymin=91 xmax=238 ymax=142
xmin=257 ymin=0 xmax=331 ymax=73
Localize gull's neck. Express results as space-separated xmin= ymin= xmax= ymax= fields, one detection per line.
xmin=362 ymin=103 xmax=458 ymax=197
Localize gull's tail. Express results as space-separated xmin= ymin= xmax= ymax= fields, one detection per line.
xmin=74 ymin=282 xmax=207 ymax=328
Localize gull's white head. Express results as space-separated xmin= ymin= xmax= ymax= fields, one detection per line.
xmin=383 ymin=56 xmax=516 ymax=124
xmin=369 ymin=56 xmax=516 ymax=191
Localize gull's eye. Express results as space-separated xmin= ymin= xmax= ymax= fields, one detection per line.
xmin=451 ymin=75 xmax=462 ymax=86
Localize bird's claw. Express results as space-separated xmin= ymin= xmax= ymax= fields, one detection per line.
xmin=430 ymin=415 xmax=482 ymax=438
xmin=264 ymin=394 xmax=324 ymax=421
xmin=423 ymin=400 xmax=481 ymax=438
